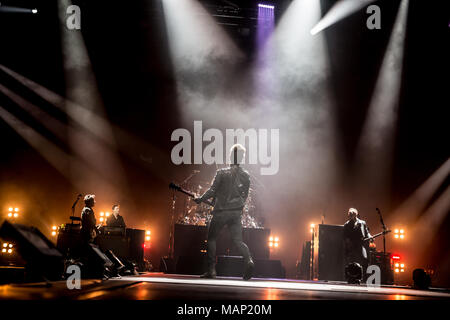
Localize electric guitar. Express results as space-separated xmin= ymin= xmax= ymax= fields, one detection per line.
xmin=169 ymin=182 xmax=215 ymax=207
xmin=363 ymin=229 xmax=391 ymax=242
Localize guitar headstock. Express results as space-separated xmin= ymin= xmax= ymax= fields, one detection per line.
xmin=169 ymin=182 xmax=181 ymax=191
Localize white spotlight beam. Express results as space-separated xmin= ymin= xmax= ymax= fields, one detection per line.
xmin=162 ymin=0 xmax=241 ymax=71
xmin=0 ymin=6 xmax=37 ymax=14
xmin=417 ymin=186 xmax=450 ymax=235
xmin=0 ymin=83 xmax=67 ymax=141
xmin=411 ymin=186 xmax=450 ymax=260
xmin=392 ymin=157 xmax=450 ymax=222
xmin=310 ymin=0 xmax=378 ymax=35
xmin=251 ymin=0 xmax=338 ymax=227
xmin=0 ymin=105 xmax=106 ymax=192
xmin=161 ymin=0 xmax=243 ymax=126
xmin=0 ymin=64 xmax=114 ymax=148
xmin=0 ymin=106 xmax=69 ymax=177
xmin=57 ymin=0 xmax=130 ymax=200
xmin=0 ymin=84 xmax=133 ymax=191
xmin=353 ymin=0 xmax=409 ymax=202
xmin=269 ymin=0 xmax=331 ymax=97
xmin=0 ymin=64 xmax=176 ymax=181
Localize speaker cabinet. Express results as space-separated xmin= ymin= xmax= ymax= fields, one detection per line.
xmin=173 ymin=224 xmax=270 ymax=260
xmin=216 ymin=256 xmax=284 ymax=278
xmin=318 ymin=224 xmax=345 ymax=281
xmin=176 ymin=254 xmax=207 ymax=275
xmin=0 ymin=220 xmax=64 ymax=281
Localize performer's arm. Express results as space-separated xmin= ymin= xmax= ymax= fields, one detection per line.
xmin=365 ymin=223 xmax=373 ymax=242
xmin=367 ymin=225 xmax=372 ymax=238
xmin=240 ymin=175 xmax=250 ymax=202
xmin=196 ymin=171 xmax=222 ymax=203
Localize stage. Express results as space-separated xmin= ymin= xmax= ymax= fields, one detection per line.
xmin=0 ymin=273 xmax=449 ymax=300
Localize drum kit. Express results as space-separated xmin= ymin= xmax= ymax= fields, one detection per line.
xmin=175 ymin=176 xmax=263 ymax=229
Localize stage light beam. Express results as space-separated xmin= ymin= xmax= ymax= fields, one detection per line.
xmin=0 ymin=106 xmax=107 ymax=192
xmin=161 ymin=0 xmax=243 ymax=125
xmin=57 ymin=0 xmax=129 ymax=202
xmin=310 ymin=0 xmax=377 ymax=35
xmin=353 ymin=0 xmax=410 ymax=204
xmin=392 ymin=157 xmax=450 ymax=222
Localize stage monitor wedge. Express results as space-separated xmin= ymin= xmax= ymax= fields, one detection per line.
xmin=0 ymin=220 xmax=64 ymax=281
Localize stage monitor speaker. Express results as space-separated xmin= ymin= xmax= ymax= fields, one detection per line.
xmin=255 ymin=259 xmax=284 ymax=279
xmin=104 ymin=249 xmax=125 ymax=274
xmin=0 ymin=220 xmax=64 ymax=281
xmin=216 ymin=256 xmax=284 ymax=278
xmin=84 ymin=243 xmax=114 ymax=278
xmin=176 ymin=254 xmax=207 ymax=275
xmin=159 ymin=257 xmax=176 ymax=273
xmin=318 ymin=224 xmax=345 ymax=281
xmin=216 ymin=255 xmax=244 ymax=276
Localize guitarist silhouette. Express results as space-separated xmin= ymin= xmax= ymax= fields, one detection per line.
xmin=194 ymin=144 xmax=254 ymax=280
xmin=343 ymin=208 xmax=372 ymax=281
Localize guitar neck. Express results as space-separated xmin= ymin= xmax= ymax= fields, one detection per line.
xmin=179 ymin=189 xmax=196 ymax=199
xmin=364 ymin=230 xmax=390 ymax=241
xmin=169 ymin=183 xmax=214 ymax=207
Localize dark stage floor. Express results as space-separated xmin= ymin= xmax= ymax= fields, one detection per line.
xmin=0 ymin=273 xmax=449 ymax=300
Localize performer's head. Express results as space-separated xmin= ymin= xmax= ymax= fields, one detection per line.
xmin=112 ymin=204 xmax=120 ymax=216
xmin=84 ymin=194 xmax=96 ymax=207
xmin=229 ymin=144 xmax=246 ymax=166
xmin=348 ymin=207 xmax=358 ymax=220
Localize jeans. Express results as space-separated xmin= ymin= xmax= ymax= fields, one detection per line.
xmin=206 ymin=210 xmax=252 ymax=268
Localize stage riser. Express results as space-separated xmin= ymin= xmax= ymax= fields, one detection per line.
xmin=175 ymin=255 xmax=284 ymax=278
xmin=174 ymin=224 xmax=271 ymax=260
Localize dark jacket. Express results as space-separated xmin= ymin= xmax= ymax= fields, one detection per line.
xmin=199 ymin=166 xmax=250 ymax=212
xmin=106 ymin=214 xmax=126 ymax=228
xmin=343 ymin=218 xmax=371 ymax=263
xmin=81 ymin=206 xmax=96 ymax=242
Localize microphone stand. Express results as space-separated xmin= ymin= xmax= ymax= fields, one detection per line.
xmin=169 ymin=190 xmax=176 ymax=259
xmin=71 ymin=194 xmax=82 ymax=221
xmin=376 ymin=208 xmax=387 ymax=255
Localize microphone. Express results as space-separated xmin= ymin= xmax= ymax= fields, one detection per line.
xmin=376 ymin=207 xmax=380 ymax=213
